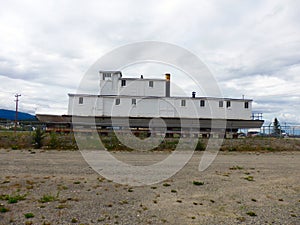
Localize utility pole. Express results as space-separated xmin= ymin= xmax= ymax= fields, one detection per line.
xmin=14 ymin=94 xmax=21 ymax=135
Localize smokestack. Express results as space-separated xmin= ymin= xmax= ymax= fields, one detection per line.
xmin=192 ymin=91 xmax=196 ymax=98
xmin=165 ymin=73 xmax=170 ymax=97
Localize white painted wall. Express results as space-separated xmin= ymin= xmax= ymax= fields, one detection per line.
xmin=69 ymin=71 xmax=252 ymax=120
xmin=120 ymin=79 xmax=166 ymax=97
xmin=99 ymin=72 xmax=166 ymax=97
xmin=68 ymin=95 xmax=252 ymax=120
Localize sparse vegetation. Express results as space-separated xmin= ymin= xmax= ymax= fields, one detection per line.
xmin=229 ymin=165 xmax=244 ymax=170
xmin=39 ymin=194 xmax=57 ymax=203
xmin=24 ymin=213 xmax=35 ymax=218
xmin=0 ymin=194 xmax=26 ymax=204
xmin=244 ymin=176 xmax=254 ymax=181
xmin=246 ymin=211 xmax=257 ymax=217
xmin=193 ymin=181 xmax=204 ymax=186
xmin=56 ymin=204 xmax=68 ymax=209
xmin=0 ymin=130 xmax=299 ymax=151
xmin=71 ymin=218 xmax=78 ymax=223
xmin=0 ymin=206 xmax=9 ymax=213
xmin=195 ymin=140 xmax=206 ymax=151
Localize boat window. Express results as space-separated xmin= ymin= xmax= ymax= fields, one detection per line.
xmin=79 ymin=97 xmax=83 ymax=104
xmin=181 ymin=99 xmax=186 ymax=107
xmin=226 ymin=101 xmax=231 ymax=108
xmin=219 ymin=101 xmax=223 ymax=107
xmin=149 ymin=81 xmax=154 ymax=87
xmin=200 ymin=100 xmax=205 ymax=107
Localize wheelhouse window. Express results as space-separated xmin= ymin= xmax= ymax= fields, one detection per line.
xmin=226 ymin=101 xmax=231 ymax=108
xmin=200 ymin=100 xmax=205 ymax=107
xmin=79 ymin=97 xmax=83 ymax=104
xmin=181 ymin=99 xmax=186 ymax=107
xmin=219 ymin=101 xmax=223 ymax=107
xmin=244 ymin=101 xmax=249 ymax=109
xmin=115 ymin=98 xmax=120 ymax=105
xmin=121 ymin=80 xmax=126 ymax=86
xmin=149 ymin=81 xmax=154 ymax=87
xmin=102 ymin=73 xmax=111 ymax=80
xmin=132 ymin=98 xmax=136 ymax=105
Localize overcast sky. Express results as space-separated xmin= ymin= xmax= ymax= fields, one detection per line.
xmin=0 ymin=0 xmax=299 ymax=125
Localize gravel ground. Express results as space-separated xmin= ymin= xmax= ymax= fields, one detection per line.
xmin=0 ymin=149 xmax=299 ymax=225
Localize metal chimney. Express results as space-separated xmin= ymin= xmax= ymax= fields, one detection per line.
xmin=165 ymin=73 xmax=170 ymax=97
xmin=192 ymin=91 xmax=196 ymax=98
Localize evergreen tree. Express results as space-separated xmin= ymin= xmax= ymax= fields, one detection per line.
xmin=33 ymin=127 xmax=45 ymax=148
xmin=273 ymin=118 xmax=281 ymax=136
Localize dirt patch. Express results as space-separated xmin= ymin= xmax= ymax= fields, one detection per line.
xmin=0 ymin=150 xmax=299 ymax=224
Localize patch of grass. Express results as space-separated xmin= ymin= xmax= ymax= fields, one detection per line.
xmin=236 ymin=216 xmax=246 ymax=222
xmin=246 ymin=211 xmax=257 ymax=217
xmin=97 ymin=217 xmax=105 ymax=222
xmin=71 ymin=218 xmax=78 ymax=223
xmin=11 ymin=145 xmax=19 ymax=150
xmin=119 ymin=200 xmax=128 ymax=205
xmin=171 ymin=189 xmax=177 ymax=193
xmin=1 ymin=194 xmax=27 ymax=204
xmin=163 ymin=183 xmax=171 ymax=187
xmin=24 ymin=212 xmax=35 ymax=218
xmin=73 ymin=181 xmax=81 ymax=184
xmin=128 ymin=188 xmax=133 ymax=192
xmin=195 ymin=140 xmax=206 ymax=151
xmin=0 ymin=206 xmax=9 ymax=213
xmin=229 ymin=165 xmax=244 ymax=170
xmin=57 ymin=185 xmax=68 ymax=190
xmin=39 ymin=194 xmax=57 ymax=203
xmin=56 ymin=204 xmax=68 ymax=209
xmin=251 ymin=198 xmax=257 ymax=202
xmin=42 ymin=222 xmax=51 ymax=225
xmin=193 ymin=181 xmax=204 ymax=186
xmin=244 ymin=176 xmax=254 ymax=181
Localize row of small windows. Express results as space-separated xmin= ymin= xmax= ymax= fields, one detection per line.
xmin=116 ymin=98 xmax=136 ymax=105
xmin=79 ymin=97 xmax=249 ymax=109
xmin=121 ymin=80 xmax=154 ymax=87
xmin=181 ymin=99 xmax=205 ymax=107
xmin=180 ymin=100 xmax=249 ymax=109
